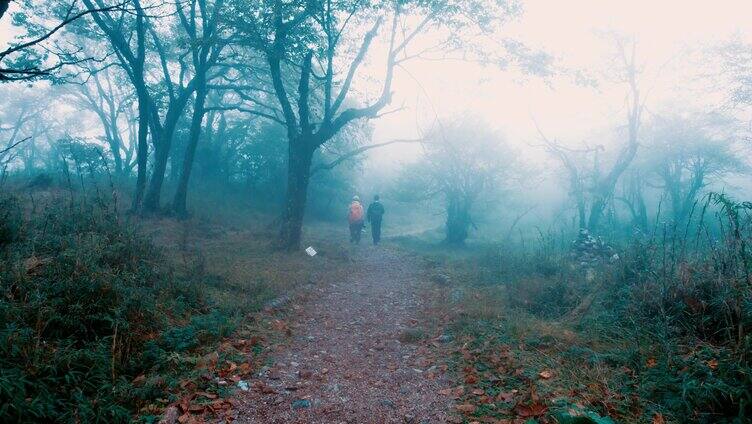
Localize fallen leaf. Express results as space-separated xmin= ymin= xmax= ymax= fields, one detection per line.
xmin=456 ymin=404 xmax=477 ymax=414
xmin=652 ymin=413 xmax=665 ymax=424
xmin=538 ymin=370 xmax=553 ymax=379
xmin=179 ymin=397 xmax=191 ymax=413
xmin=514 ymin=402 xmax=547 ymax=418
xmin=238 ymin=363 xmax=252 ymax=375
xmin=646 ymin=357 xmax=657 ymax=368
xmin=472 ymin=388 xmax=485 ymax=395
xmin=196 ymin=391 xmax=217 ymax=399
xmin=439 ymin=388 xmax=453 ymax=396
xmin=707 ymin=359 xmax=718 ymax=370
xmin=496 ymin=391 xmax=515 ymax=402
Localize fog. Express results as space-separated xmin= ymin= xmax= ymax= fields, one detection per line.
xmin=2 ymin=1 xmax=752 ymax=423
xmin=367 ymin=0 xmax=751 ymax=159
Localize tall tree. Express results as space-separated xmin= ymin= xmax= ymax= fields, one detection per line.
xmin=233 ymin=0 xmax=522 ymax=250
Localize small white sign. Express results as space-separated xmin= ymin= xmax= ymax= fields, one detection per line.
xmin=305 ymin=246 xmax=317 ymax=256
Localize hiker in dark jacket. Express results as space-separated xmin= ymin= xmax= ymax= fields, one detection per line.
xmin=366 ymin=195 xmax=385 ymax=245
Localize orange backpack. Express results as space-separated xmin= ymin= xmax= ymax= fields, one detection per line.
xmin=348 ymin=202 xmax=364 ymax=223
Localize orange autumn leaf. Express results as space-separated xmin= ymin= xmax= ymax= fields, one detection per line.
xmin=646 ymin=357 xmax=657 ymax=368
xmin=652 ymin=413 xmax=665 ymax=424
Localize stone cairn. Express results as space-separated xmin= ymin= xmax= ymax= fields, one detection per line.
xmin=571 ymin=228 xmax=619 ymax=268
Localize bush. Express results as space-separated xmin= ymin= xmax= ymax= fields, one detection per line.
xmin=0 ymin=197 xmax=218 ymax=423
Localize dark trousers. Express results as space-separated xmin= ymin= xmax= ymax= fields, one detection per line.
xmin=370 ymin=219 xmax=382 ymax=245
xmin=350 ymin=221 xmax=363 ymax=243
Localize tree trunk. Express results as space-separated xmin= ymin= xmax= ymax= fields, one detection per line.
xmin=446 ymin=193 xmax=471 ymax=245
xmin=131 ymin=89 xmax=150 ymax=211
xmin=141 ymin=107 xmax=185 ymax=214
xmin=142 ymin=144 xmax=169 ymax=214
xmin=636 ymin=198 xmax=648 ymax=231
xmin=173 ymin=81 xmax=207 ymax=218
xmin=587 ymin=195 xmax=607 ymax=231
xmin=279 ymin=141 xmax=314 ymax=251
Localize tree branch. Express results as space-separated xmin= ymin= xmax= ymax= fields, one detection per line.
xmin=311 ymin=138 xmax=424 ymax=174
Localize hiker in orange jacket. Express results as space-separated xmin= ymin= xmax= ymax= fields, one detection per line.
xmin=348 ymin=195 xmax=365 ymax=244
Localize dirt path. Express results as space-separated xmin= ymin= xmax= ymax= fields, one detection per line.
xmin=230 ymin=245 xmax=454 ymax=423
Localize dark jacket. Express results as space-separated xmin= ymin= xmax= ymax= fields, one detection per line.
xmin=367 ymin=201 xmax=385 ymax=222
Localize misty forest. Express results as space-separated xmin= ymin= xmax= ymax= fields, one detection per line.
xmin=2 ymin=0 xmax=752 ymax=423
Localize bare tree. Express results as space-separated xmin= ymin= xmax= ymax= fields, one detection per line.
xmin=68 ymin=65 xmax=136 ymax=176
xmin=644 ymin=111 xmax=747 ymax=223
xmin=536 ymin=37 xmax=644 ymax=232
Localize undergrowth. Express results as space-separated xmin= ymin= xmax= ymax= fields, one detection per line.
xmin=0 ymin=192 xmax=253 ymax=423
xmin=410 ymin=193 xmax=752 ymax=424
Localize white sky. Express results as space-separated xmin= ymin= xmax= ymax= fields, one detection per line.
xmin=365 ymin=0 xmax=752 ymax=170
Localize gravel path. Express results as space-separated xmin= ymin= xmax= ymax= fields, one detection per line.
xmin=230 ymin=245 xmax=453 ymax=423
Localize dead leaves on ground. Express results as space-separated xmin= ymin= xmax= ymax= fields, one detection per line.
xmin=442 ymin=339 xmax=574 ymax=423
xmin=157 ymin=336 xmax=262 ymax=423
xmin=171 ymin=392 xmax=239 ymax=424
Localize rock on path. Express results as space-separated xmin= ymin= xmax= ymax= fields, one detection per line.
xmin=229 ymin=246 xmax=453 ymax=423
